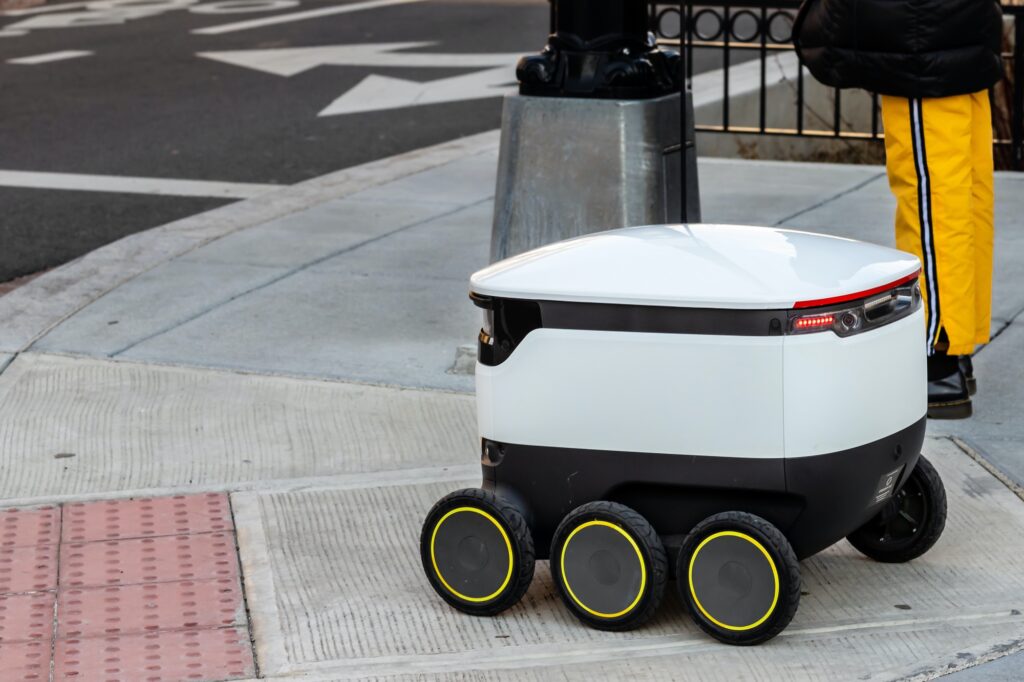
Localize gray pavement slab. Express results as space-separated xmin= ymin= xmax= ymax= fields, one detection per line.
xmin=0 ymin=353 xmax=475 ymax=503
xmin=307 ymin=199 xmax=492 ymax=282
xmin=929 ymin=322 xmax=1024 ymax=486
xmin=32 ymin=260 xmax=283 ymax=357
xmin=31 ymin=195 xmax=473 ymax=360
xmin=120 ymin=267 xmax=482 ymax=392
xmin=353 ymin=151 xmax=501 ymax=208
xmin=698 ymin=157 xmax=886 ymax=226
xmin=177 ymin=197 xmax=460 ymax=270
xmin=234 ymin=438 xmax=1024 ymax=680
xmin=118 ymin=198 xmax=493 ymax=392
xmin=782 ymin=171 xmax=895 ymax=245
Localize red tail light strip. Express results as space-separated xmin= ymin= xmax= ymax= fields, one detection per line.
xmin=793 ymin=314 xmax=835 ymax=330
xmin=793 ymin=270 xmax=922 ymax=310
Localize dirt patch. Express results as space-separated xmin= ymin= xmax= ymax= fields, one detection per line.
xmin=0 ymin=270 xmax=47 ymax=297
xmin=0 ymin=0 xmax=45 ymax=9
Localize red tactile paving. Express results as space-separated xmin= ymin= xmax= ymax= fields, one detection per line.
xmin=58 ymin=577 xmax=245 ymax=639
xmin=54 ymin=626 xmax=256 ymax=682
xmin=0 ymin=591 xmax=54 ymax=643
xmin=0 ymin=543 xmax=59 ymax=595
xmin=0 ymin=639 xmax=51 ymax=682
xmin=63 ymin=494 xmax=233 ymax=543
xmin=60 ymin=531 xmax=240 ymax=589
xmin=0 ymin=495 xmax=253 ymax=682
xmin=1 ymin=506 xmax=60 ymax=549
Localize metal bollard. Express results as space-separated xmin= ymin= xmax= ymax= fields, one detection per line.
xmin=490 ymin=0 xmax=700 ymax=262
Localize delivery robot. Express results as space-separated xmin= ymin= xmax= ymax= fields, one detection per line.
xmin=420 ymin=224 xmax=947 ymax=645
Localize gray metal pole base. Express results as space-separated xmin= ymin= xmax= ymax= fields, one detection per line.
xmin=490 ymin=92 xmax=700 ymax=263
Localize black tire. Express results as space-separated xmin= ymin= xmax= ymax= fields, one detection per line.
xmin=677 ymin=511 xmax=801 ymax=646
xmin=550 ymin=501 xmax=668 ymax=632
xmin=847 ymin=455 xmax=947 ymax=563
xmin=420 ymin=488 xmax=535 ymax=616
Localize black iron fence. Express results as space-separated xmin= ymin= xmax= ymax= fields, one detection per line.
xmin=636 ymin=1 xmax=1023 ymax=169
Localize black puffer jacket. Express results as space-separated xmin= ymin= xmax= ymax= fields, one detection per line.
xmin=794 ymin=0 xmax=1004 ymax=98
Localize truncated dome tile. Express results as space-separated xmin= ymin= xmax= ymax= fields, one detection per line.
xmin=54 ymin=626 xmax=255 ymax=682
xmin=0 ymin=507 xmax=60 ymax=549
xmin=60 ymin=532 xmax=239 ymax=589
xmin=0 ymin=639 xmax=51 ymax=682
xmin=58 ymin=578 xmax=245 ymax=638
xmin=0 ymin=591 xmax=55 ymax=643
xmin=62 ymin=494 xmax=232 ymax=543
xmin=0 ymin=544 xmax=59 ymax=595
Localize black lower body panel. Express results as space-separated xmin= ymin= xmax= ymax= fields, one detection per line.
xmin=481 ymin=417 xmax=927 ymax=560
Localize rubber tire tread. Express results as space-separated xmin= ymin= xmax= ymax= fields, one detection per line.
xmin=847 ymin=455 xmax=947 ymax=563
xmin=420 ymin=488 xmax=535 ymax=616
xmin=550 ymin=501 xmax=668 ymax=632
xmin=678 ymin=511 xmax=801 ymax=646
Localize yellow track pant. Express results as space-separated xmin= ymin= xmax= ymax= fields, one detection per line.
xmin=881 ymin=92 xmax=995 ymax=356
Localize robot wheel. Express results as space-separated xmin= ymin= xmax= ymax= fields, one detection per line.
xmin=550 ymin=501 xmax=668 ymax=632
xmin=677 ymin=511 xmax=802 ymax=646
xmin=847 ymin=455 xmax=947 ymax=563
xmin=420 ymin=488 xmax=535 ymax=616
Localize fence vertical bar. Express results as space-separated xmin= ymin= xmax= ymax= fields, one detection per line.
xmin=759 ymin=4 xmax=768 ymax=133
xmin=1015 ymin=13 xmax=1024 ymax=170
xmin=797 ymin=47 xmax=805 ymax=134
xmin=833 ymin=88 xmax=842 ymax=136
xmin=871 ymin=92 xmax=880 ymax=139
xmin=723 ymin=5 xmax=731 ymax=130
xmin=686 ymin=2 xmax=694 ymax=83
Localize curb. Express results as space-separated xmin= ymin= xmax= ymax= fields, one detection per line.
xmin=0 ymin=130 xmax=501 ymax=355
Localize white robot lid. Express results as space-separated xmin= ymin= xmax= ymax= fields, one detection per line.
xmin=471 ymin=224 xmax=922 ymax=310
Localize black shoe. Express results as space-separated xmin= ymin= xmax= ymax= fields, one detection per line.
xmin=959 ymin=356 xmax=977 ymax=396
xmin=927 ymin=369 xmax=973 ymax=419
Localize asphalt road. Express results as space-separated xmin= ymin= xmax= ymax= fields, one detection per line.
xmin=0 ymin=0 xmax=735 ymax=282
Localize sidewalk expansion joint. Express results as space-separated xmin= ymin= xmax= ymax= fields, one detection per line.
xmin=773 ymin=172 xmax=886 ymax=227
xmin=982 ymin=302 xmax=1024 ymax=350
xmin=0 ymin=352 xmax=15 ymax=378
xmin=0 ymin=462 xmax=479 ymax=510
xmin=948 ymin=435 xmax=1024 ymax=502
xmin=227 ymin=494 xmax=260 ymax=681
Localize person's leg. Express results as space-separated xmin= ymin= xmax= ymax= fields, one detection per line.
xmin=881 ymin=94 xmax=976 ymax=356
xmin=970 ymin=90 xmax=995 ymax=348
xmin=881 ymin=94 xmax=975 ymax=418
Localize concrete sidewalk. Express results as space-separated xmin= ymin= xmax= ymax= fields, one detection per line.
xmin=0 ymin=132 xmax=1022 ymax=680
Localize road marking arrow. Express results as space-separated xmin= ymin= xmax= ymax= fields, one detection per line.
xmin=197 ymin=42 xmax=522 ymax=116
xmin=318 ymin=66 xmax=515 ymax=116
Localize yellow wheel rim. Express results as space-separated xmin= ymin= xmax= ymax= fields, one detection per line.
xmin=560 ymin=520 xmax=647 ymax=619
xmin=430 ymin=506 xmax=514 ymax=603
xmin=687 ymin=530 xmax=779 ymax=631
